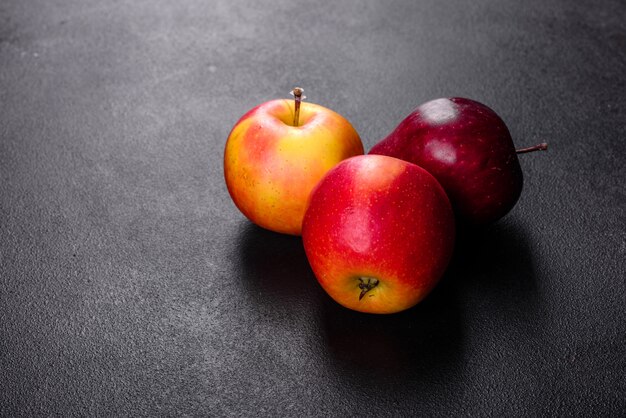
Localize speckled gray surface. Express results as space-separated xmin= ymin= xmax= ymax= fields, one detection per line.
xmin=1 ymin=0 xmax=625 ymax=416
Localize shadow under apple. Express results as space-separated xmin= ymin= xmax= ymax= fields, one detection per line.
xmin=448 ymin=218 xmax=542 ymax=330
xmin=232 ymin=215 xmax=541 ymax=394
xmin=320 ymin=276 xmax=463 ymax=382
xmin=234 ymin=222 xmax=320 ymax=305
xmin=319 ymin=218 xmax=540 ymax=383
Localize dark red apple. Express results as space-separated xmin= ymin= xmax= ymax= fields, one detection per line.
xmin=370 ymin=97 xmax=546 ymax=225
xmin=302 ymin=155 xmax=455 ymax=314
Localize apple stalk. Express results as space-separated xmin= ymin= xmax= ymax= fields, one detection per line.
xmin=292 ymin=87 xmax=304 ymax=127
xmin=516 ymin=143 xmax=548 ymax=154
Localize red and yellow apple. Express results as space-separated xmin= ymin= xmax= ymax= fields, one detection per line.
xmin=302 ymin=154 xmax=455 ymax=314
xmin=224 ymin=92 xmax=364 ymax=235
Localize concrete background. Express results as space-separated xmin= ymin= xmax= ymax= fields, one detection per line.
xmin=1 ymin=0 xmax=624 ymax=416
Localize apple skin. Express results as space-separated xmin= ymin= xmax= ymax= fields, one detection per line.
xmin=369 ymin=97 xmax=523 ymax=225
xmin=224 ymin=99 xmax=364 ymax=235
xmin=302 ymin=155 xmax=455 ymax=314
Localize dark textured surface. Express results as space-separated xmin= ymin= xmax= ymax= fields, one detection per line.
xmin=1 ymin=0 xmax=625 ymax=416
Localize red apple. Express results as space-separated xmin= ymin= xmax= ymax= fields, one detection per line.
xmin=370 ymin=97 xmax=547 ymax=225
xmin=224 ymin=88 xmax=364 ymax=235
xmin=302 ymin=154 xmax=455 ymax=314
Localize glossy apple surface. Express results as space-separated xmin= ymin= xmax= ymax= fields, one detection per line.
xmin=370 ymin=97 xmax=523 ymax=225
xmin=302 ymin=155 xmax=455 ymax=314
xmin=224 ymin=98 xmax=363 ymax=235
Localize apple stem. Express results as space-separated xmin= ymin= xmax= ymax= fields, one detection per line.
xmin=292 ymin=87 xmax=304 ymax=127
xmin=358 ymin=277 xmax=379 ymax=300
xmin=516 ymin=143 xmax=548 ymax=154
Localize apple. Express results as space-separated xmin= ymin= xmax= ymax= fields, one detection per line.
xmin=302 ymin=154 xmax=455 ymax=314
xmin=370 ymin=97 xmax=547 ymax=225
xmin=224 ymin=88 xmax=364 ymax=235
